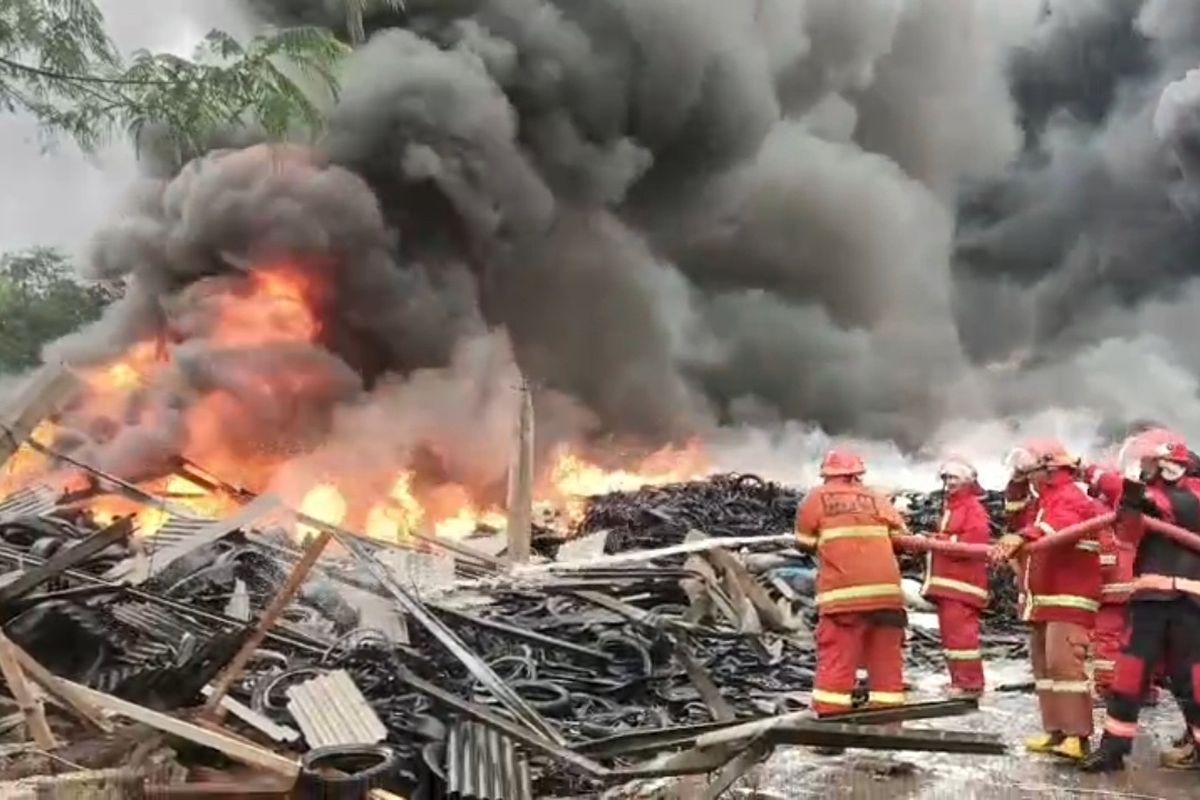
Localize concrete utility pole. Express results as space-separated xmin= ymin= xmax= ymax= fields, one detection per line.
xmin=506 ymin=378 xmax=534 ymax=563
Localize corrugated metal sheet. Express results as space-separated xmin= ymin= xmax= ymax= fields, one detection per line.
xmin=445 ymin=721 xmax=532 ymax=800
xmin=0 ymin=485 xmax=58 ymax=522
xmin=286 ymin=669 xmax=387 ymax=749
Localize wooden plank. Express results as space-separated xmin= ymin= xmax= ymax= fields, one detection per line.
xmin=505 ymin=380 xmax=534 ymax=563
xmin=0 ymin=635 xmax=57 ymax=749
xmin=0 ymin=517 xmax=133 ymax=604
xmin=3 ymin=632 xmax=112 ymax=733
xmin=202 ymin=528 xmax=333 ymax=718
xmin=64 ymin=681 xmax=300 ymax=777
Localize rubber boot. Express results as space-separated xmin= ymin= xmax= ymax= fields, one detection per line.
xmin=1160 ymin=737 xmax=1198 ymax=770
xmin=1050 ymin=736 xmax=1089 ymax=761
xmin=1079 ymin=735 xmax=1129 ymax=773
xmin=1025 ymin=731 xmax=1065 ymax=753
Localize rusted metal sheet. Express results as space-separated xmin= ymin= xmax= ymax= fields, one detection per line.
xmin=285 ymin=669 xmax=387 ymax=749
xmin=446 ymin=721 xmax=533 ymax=800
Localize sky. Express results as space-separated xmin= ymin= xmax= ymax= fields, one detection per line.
xmin=0 ymin=0 xmax=252 ymax=256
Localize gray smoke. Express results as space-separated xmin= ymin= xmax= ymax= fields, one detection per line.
xmin=45 ymin=0 xmax=1200 ymax=492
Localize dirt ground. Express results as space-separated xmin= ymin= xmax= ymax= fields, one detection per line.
xmin=753 ymin=660 xmax=1199 ymax=800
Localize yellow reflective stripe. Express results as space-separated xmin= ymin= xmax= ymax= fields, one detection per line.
xmin=1036 ymin=520 xmax=1057 ymax=538
xmin=1179 ymin=577 xmax=1200 ymax=596
xmin=1005 ymin=500 xmax=1027 ymax=512
xmin=1093 ymin=660 xmax=1115 ymax=671
xmin=1099 ymin=554 xmax=1117 ymax=566
xmin=796 ymin=533 xmax=818 ymax=548
xmin=926 ymin=576 xmax=989 ymax=600
xmin=1031 ymin=594 xmax=1099 ymax=612
xmin=819 ymin=525 xmax=890 ymax=543
xmin=816 ymin=584 xmax=904 ymax=606
xmin=1075 ymin=540 xmax=1100 ymax=553
xmin=868 ymin=691 xmax=905 ymax=705
xmin=811 ymin=689 xmax=853 ymax=706
xmin=1047 ymin=680 xmax=1091 ymax=694
xmin=1102 ymin=583 xmax=1133 ymax=596
xmin=944 ymin=649 xmax=982 ymax=661
xmin=1034 ymin=679 xmax=1053 ymax=691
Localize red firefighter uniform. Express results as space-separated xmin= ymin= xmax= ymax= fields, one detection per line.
xmin=994 ymin=439 xmax=1103 ymax=760
xmin=796 ymin=450 xmax=908 ymax=716
xmin=922 ymin=479 xmax=991 ymax=694
xmin=1082 ymin=465 xmax=1136 ymax=697
xmin=1094 ymin=526 xmax=1135 ymax=694
xmin=1083 ymin=434 xmax=1200 ymax=772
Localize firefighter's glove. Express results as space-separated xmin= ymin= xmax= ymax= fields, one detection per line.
xmin=989 ymin=533 xmax=1024 ymax=565
xmin=1118 ymin=478 xmax=1158 ymax=518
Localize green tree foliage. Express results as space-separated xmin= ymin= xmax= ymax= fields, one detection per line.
xmin=0 ymin=0 xmax=349 ymax=153
xmin=0 ymin=247 xmax=118 ymax=371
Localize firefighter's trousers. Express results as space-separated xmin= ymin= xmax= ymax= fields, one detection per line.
xmin=935 ymin=598 xmax=984 ymax=692
xmin=1030 ymin=621 xmax=1093 ymax=737
xmin=1091 ymin=603 xmax=1127 ymax=694
xmin=813 ymin=612 xmax=905 ymax=716
xmin=1100 ymin=599 xmax=1200 ymax=748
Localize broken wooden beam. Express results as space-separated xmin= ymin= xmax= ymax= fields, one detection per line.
xmin=2 ymin=632 xmax=111 ymax=733
xmin=505 ymin=378 xmax=534 ymax=563
xmin=65 ymin=681 xmax=300 ymax=777
xmin=0 ymin=517 xmax=134 ymax=605
xmin=202 ymin=528 xmax=333 ymax=719
xmin=0 ymin=635 xmax=57 ymax=749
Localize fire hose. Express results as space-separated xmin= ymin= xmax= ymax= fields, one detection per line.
xmin=896 ymin=509 xmax=1200 ymax=558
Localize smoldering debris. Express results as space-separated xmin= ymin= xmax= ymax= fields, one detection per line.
xmin=0 ymin=468 xmax=1013 ymax=797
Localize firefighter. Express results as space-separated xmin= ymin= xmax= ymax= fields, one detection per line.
xmin=920 ymin=457 xmax=990 ymax=698
xmin=795 ymin=450 xmax=909 ymax=722
xmin=1081 ymin=460 xmax=1144 ymax=703
xmin=991 ymin=439 xmax=1104 ymax=761
xmin=1002 ymin=447 xmax=1039 ymax=620
xmin=1080 ymin=434 xmax=1200 ymax=773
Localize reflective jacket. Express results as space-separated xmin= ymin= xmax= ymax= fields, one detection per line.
xmin=1082 ymin=467 xmax=1136 ymax=606
xmin=795 ymin=480 xmax=906 ymax=616
xmin=921 ymin=486 xmax=991 ymax=609
xmin=1005 ymin=479 xmax=1036 ymax=619
xmin=1017 ymin=471 xmax=1103 ymax=627
xmin=1113 ymin=478 xmax=1200 ymax=605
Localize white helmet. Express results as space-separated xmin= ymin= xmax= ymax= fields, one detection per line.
xmin=939 ymin=456 xmax=977 ymax=484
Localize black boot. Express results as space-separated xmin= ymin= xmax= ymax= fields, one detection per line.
xmin=1079 ymin=735 xmax=1129 ymax=773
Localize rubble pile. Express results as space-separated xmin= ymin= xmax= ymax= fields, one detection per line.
xmin=0 ymin=465 xmax=1012 ymax=798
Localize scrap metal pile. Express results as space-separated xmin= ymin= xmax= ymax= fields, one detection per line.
xmin=0 ymin=458 xmax=1012 ymax=798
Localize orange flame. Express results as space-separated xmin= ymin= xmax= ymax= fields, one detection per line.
xmin=296 ymin=482 xmax=348 ymax=541
xmin=0 ymin=259 xmax=714 ymax=548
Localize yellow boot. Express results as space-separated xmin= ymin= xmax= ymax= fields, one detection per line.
xmin=1025 ymin=732 xmax=1065 ymax=753
xmin=1050 ymin=736 xmax=1090 ymax=761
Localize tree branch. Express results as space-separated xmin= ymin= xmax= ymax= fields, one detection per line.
xmin=0 ymin=55 xmax=172 ymax=87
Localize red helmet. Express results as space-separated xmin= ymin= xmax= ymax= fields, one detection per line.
xmin=1154 ymin=438 xmax=1191 ymax=465
xmin=820 ymin=449 xmax=865 ymax=478
xmin=1119 ymin=428 xmax=1188 ymax=470
xmin=1012 ymin=437 xmax=1077 ymax=472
